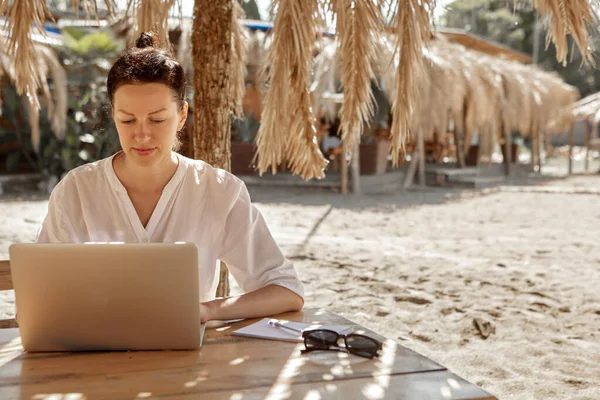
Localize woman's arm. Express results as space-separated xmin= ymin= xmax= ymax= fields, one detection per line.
xmin=200 ymin=285 xmax=304 ymax=323
xmin=216 ymin=179 xmax=305 ymax=320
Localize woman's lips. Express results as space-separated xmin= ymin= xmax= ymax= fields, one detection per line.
xmin=133 ymin=148 xmax=155 ymax=156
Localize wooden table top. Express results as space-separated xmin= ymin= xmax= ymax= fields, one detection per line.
xmin=0 ymin=308 xmax=496 ymax=399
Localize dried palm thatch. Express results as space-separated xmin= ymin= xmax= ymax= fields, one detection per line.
xmin=69 ymin=0 xmax=115 ymax=18
xmin=426 ymin=39 xmax=500 ymax=155
xmin=254 ymin=0 xmax=328 ymax=179
xmin=1 ymin=0 xmax=49 ymax=110
xmin=310 ymin=37 xmax=339 ymax=121
xmin=130 ymin=0 xmax=177 ymax=49
xmin=38 ymin=46 xmax=68 ymax=140
xmin=229 ymin=0 xmax=247 ymax=119
xmin=333 ymin=0 xmax=382 ymax=153
xmin=420 ymin=48 xmax=461 ymax=142
xmin=379 ymin=38 xmax=450 ymax=143
xmin=0 ymin=0 xmax=116 ymax=113
xmin=23 ymin=95 xmax=41 ymax=154
xmin=0 ymin=34 xmax=67 ymax=151
xmin=571 ymin=91 xmax=600 ymax=128
xmin=541 ymin=72 xmax=579 ymax=134
xmin=531 ymin=0 xmax=596 ymax=66
xmin=387 ymin=0 xmax=436 ymax=166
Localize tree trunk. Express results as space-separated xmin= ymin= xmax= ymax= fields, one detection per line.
xmin=193 ymin=0 xmax=233 ymax=298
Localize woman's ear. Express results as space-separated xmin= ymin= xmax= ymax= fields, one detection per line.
xmin=178 ymin=102 xmax=189 ymax=131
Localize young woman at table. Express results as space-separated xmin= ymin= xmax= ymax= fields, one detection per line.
xmin=36 ymin=32 xmax=304 ymax=323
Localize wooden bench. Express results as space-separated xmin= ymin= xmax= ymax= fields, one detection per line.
xmin=0 ymin=260 xmax=17 ymax=329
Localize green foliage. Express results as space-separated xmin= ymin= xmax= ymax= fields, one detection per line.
xmin=63 ymin=28 xmax=121 ymax=57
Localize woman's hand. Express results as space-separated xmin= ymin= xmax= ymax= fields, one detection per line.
xmin=200 ymin=285 xmax=303 ymax=323
xmin=199 ymin=303 xmax=212 ymax=324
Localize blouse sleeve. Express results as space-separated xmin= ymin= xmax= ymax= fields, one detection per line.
xmin=218 ymin=181 xmax=304 ymax=301
xmin=36 ymin=180 xmax=79 ymax=243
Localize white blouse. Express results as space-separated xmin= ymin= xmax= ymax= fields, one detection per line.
xmin=36 ymin=152 xmax=304 ymax=303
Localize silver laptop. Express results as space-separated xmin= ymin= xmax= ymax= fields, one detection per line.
xmin=8 ymin=243 xmax=202 ymax=352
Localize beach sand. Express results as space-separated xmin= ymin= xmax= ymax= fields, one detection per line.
xmin=1 ymin=174 xmax=599 ymax=399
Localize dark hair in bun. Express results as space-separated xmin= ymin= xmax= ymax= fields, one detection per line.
xmin=135 ymin=32 xmax=156 ymax=49
xmin=107 ymin=32 xmax=186 ymax=111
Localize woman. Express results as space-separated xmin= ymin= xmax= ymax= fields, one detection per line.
xmin=36 ymin=32 xmax=304 ymax=323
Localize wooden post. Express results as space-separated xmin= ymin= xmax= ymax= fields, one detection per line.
xmin=536 ymin=131 xmax=543 ymax=173
xmin=193 ymin=0 xmax=233 ymax=298
xmin=341 ymin=139 xmax=348 ymax=194
xmin=453 ymin=129 xmax=466 ymax=168
xmin=503 ymin=124 xmax=511 ymax=177
xmin=584 ymin=119 xmax=591 ymax=172
xmin=403 ymin=147 xmax=419 ymax=188
xmin=568 ymin=123 xmax=575 ymax=175
xmin=351 ymin=137 xmax=361 ymax=195
xmin=530 ymin=120 xmax=539 ymax=172
xmin=453 ymin=105 xmax=467 ymax=168
xmin=418 ymin=130 xmax=426 ymax=187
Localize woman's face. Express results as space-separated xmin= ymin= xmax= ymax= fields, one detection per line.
xmin=112 ymin=83 xmax=188 ymax=166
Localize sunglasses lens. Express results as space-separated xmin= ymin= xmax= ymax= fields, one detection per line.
xmin=345 ymin=335 xmax=379 ymax=357
xmin=304 ymin=330 xmax=339 ymax=349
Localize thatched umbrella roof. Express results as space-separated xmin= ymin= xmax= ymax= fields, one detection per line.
xmin=0 ymin=0 xmax=595 ymax=179
xmin=564 ymin=91 xmax=600 ymax=134
xmin=572 ymin=92 xmax=600 ymax=120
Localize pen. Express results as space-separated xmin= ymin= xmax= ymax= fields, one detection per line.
xmin=268 ymin=320 xmax=303 ymax=335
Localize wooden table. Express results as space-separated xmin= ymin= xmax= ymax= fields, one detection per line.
xmin=0 ymin=308 xmax=496 ymax=399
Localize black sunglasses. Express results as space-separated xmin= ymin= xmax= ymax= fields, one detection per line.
xmin=301 ymin=329 xmax=382 ymax=359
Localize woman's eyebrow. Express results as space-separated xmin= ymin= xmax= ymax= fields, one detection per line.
xmin=117 ymin=108 xmax=167 ymax=115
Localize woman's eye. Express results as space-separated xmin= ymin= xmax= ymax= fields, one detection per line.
xmin=121 ymin=120 xmax=135 ymax=125
xmin=151 ymin=119 xmax=166 ymax=124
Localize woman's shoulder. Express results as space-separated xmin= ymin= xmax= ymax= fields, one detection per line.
xmin=178 ymin=154 xmax=245 ymax=192
xmin=50 ymin=156 xmax=114 ymax=198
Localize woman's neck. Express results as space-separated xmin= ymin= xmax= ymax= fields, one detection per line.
xmin=113 ymin=151 xmax=179 ymax=194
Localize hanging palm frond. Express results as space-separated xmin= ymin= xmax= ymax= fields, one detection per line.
xmin=39 ymin=46 xmax=68 ymax=140
xmin=2 ymin=0 xmax=49 ymax=110
xmin=131 ymin=0 xmax=176 ymax=49
xmin=283 ymin=0 xmax=327 ymax=179
xmin=388 ymin=0 xmax=436 ymax=166
xmin=230 ymin=0 xmax=247 ymax=119
xmin=254 ymin=0 xmax=327 ymax=179
xmin=333 ymin=0 xmax=383 ymax=155
xmin=254 ymin=0 xmax=294 ymax=175
xmin=0 ymin=33 xmax=68 ymax=147
xmin=531 ymin=0 xmax=595 ymax=66
xmin=0 ymin=0 xmax=115 ymax=114
xmin=23 ymin=93 xmax=41 ymax=153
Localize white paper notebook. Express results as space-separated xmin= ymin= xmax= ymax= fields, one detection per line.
xmin=231 ymin=318 xmax=354 ymax=343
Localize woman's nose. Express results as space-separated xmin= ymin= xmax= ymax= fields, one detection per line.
xmin=134 ymin=123 xmax=151 ymax=142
